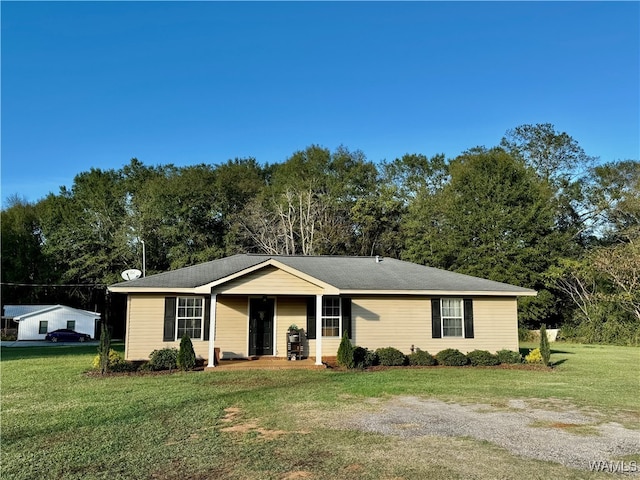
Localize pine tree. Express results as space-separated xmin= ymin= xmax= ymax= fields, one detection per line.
xmin=336 ymin=330 xmax=354 ymax=368
xmin=539 ymin=324 xmax=551 ymax=367
xmin=97 ymin=322 xmax=111 ymax=375
xmin=177 ymin=333 xmax=196 ymax=371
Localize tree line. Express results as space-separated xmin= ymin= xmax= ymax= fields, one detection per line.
xmin=2 ymin=124 xmax=638 ymax=344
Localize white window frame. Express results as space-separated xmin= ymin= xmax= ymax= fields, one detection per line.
xmin=175 ymin=297 xmax=204 ymax=340
xmin=321 ymin=296 xmax=341 ymax=337
xmin=39 ymin=321 xmax=48 ymax=335
xmin=441 ymin=298 xmax=464 ymax=338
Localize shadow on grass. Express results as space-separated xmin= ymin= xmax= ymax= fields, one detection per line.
xmin=1 ymin=342 xmax=124 ymax=362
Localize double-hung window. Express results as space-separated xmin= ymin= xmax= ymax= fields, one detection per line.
xmin=321 ymin=296 xmax=341 ymax=337
xmin=441 ymin=298 xmax=463 ymax=337
xmin=39 ymin=321 xmax=48 ymax=334
xmin=177 ymin=297 xmax=204 ymax=340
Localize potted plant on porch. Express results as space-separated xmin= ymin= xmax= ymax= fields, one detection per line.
xmin=288 ymin=324 xmax=300 ymax=343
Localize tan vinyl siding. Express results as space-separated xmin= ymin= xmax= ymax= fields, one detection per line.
xmin=352 ymin=297 xmax=430 ymax=354
xmin=125 ymin=294 xmax=246 ymax=361
xmin=351 ymin=296 xmax=518 ymax=355
xmin=274 ymin=297 xmax=308 ymax=357
xmin=124 ymin=294 xmax=216 ymax=361
xmin=215 ymin=296 xmax=249 ymax=359
xmin=125 ymin=293 xmax=519 ymax=362
xmin=216 ymin=266 xmax=323 ymax=295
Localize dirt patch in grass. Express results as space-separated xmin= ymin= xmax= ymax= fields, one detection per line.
xmin=281 ymin=471 xmax=313 ymax=479
xmin=219 ymin=406 xmax=308 ymax=440
xmin=327 ymin=396 xmax=640 ymax=472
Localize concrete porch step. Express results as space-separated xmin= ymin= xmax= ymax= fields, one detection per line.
xmin=206 ymin=357 xmax=327 ymax=371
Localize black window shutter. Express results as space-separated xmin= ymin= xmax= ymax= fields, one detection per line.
xmin=203 ymin=296 xmax=211 ymax=341
xmin=163 ymin=297 xmax=177 ymax=341
xmin=431 ymin=298 xmax=442 ymax=338
xmin=306 ymin=297 xmax=316 ymax=339
xmin=464 ymin=298 xmax=474 ymax=338
xmin=341 ymin=298 xmax=352 ymax=339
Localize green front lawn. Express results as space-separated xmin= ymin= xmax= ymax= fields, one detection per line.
xmin=2 ymin=343 xmax=638 ymax=479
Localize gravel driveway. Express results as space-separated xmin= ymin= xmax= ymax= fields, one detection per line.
xmin=342 ymin=396 xmax=640 ymax=473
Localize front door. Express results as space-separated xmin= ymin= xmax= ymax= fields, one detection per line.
xmin=249 ymin=298 xmax=275 ymax=356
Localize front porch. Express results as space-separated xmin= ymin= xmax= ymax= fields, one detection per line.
xmin=206 ymin=356 xmax=332 ymax=371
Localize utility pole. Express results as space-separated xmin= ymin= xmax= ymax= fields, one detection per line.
xmin=141 ymin=240 xmax=146 ymax=277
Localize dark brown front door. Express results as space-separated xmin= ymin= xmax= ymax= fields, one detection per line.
xmin=249 ymin=298 xmax=274 ymax=356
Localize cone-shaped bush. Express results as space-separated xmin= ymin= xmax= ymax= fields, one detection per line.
xmin=97 ymin=323 xmax=111 ymax=375
xmin=540 ymin=324 xmax=551 ymax=366
xmin=337 ymin=330 xmax=355 ymax=368
xmin=177 ymin=334 xmax=196 ymax=371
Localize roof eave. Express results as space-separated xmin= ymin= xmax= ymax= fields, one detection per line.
xmin=339 ymin=289 xmax=537 ymax=297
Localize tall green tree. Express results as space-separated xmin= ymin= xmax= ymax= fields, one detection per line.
xmin=403 ymin=148 xmax=565 ymax=325
xmin=501 ymin=123 xmax=596 ymax=183
xmin=38 ymin=168 xmax=132 ymax=285
xmin=238 ymin=145 xmax=378 ymax=255
xmin=1 ymin=195 xmax=50 ymax=286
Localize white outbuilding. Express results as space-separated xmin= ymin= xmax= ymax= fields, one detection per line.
xmin=3 ymin=305 xmax=100 ymax=341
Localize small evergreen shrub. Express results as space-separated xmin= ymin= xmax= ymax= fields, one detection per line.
xmin=467 ymin=350 xmax=499 ymax=366
xmin=92 ymin=349 xmax=136 ymax=372
xmin=109 ymin=359 xmax=138 ymax=372
xmin=375 ymin=347 xmax=407 ymax=366
xmin=539 ymin=324 xmax=551 ymax=366
xmin=353 ymin=346 xmax=377 ymax=369
xmin=92 ymin=349 xmax=122 ymax=370
xmin=148 ymin=348 xmax=179 ymax=371
xmin=97 ymin=323 xmax=111 ymax=375
xmin=408 ymin=349 xmax=437 ymax=366
xmin=435 ymin=348 xmax=468 ymax=366
xmin=177 ymin=334 xmax=197 ymax=371
xmin=496 ymin=349 xmax=522 ymax=364
xmin=525 ymin=348 xmax=543 ymax=364
xmin=336 ymin=330 xmax=355 ymax=368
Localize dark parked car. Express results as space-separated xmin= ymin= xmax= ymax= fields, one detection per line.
xmin=45 ymin=329 xmax=92 ymax=342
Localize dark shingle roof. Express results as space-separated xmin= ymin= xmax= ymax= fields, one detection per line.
xmin=109 ymin=254 xmax=535 ymax=295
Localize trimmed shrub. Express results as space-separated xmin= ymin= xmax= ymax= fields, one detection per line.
xmin=375 ymin=347 xmax=407 ymax=366
xmin=467 ymin=350 xmax=499 ymax=366
xmin=177 ymin=334 xmax=196 ymax=371
xmin=435 ymin=348 xmax=468 ymax=366
xmin=525 ymin=348 xmax=543 ymax=364
xmin=336 ymin=330 xmax=355 ymax=368
xmin=539 ymin=324 xmax=551 ymax=366
xmin=496 ymin=349 xmax=522 ymax=364
xmin=92 ymin=349 xmax=122 ymax=370
xmin=92 ymin=349 xmax=136 ymax=372
xmin=353 ymin=346 xmax=377 ymax=369
xmin=109 ymin=360 xmax=138 ymax=372
xmin=148 ymin=348 xmax=179 ymax=371
xmin=408 ymin=349 xmax=437 ymax=366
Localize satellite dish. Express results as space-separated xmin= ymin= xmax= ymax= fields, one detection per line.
xmin=121 ymin=269 xmax=142 ymax=281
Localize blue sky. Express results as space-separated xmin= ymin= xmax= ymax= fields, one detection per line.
xmin=2 ymin=1 xmax=638 ymax=204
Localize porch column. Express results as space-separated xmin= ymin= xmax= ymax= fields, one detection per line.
xmin=207 ymin=293 xmax=217 ymax=368
xmin=315 ymin=294 xmax=323 ymax=365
